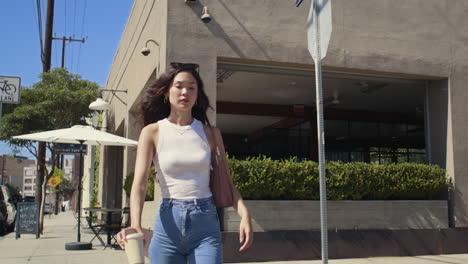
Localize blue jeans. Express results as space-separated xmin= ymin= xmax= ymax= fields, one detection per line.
xmin=149 ymin=197 xmax=222 ymax=264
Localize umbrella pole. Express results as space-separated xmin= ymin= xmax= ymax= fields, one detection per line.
xmin=77 ymin=142 xmax=83 ymax=242
xmin=65 ymin=140 xmax=92 ymax=250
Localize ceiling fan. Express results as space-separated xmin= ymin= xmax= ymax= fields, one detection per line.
xmin=357 ymin=81 xmax=388 ymax=94
xmin=323 ymin=90 xmax=340 ymax=107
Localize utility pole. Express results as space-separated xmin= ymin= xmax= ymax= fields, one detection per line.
xmin=52 ymin=36 xmax=86 ymax=68
xmin=50 ymin=36 xmax=86 ymax=215
xmin=36 ymin=0 xmax=54 ymax=233
xmin=42 ymin=0 xmax=54 ymax=73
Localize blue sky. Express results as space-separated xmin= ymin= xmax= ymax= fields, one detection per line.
xmin=0 ymin=0 xmax=134 ymax=158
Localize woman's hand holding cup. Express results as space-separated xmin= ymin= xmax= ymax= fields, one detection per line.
xmin=116 ymin=227 xmax=143 ymax=250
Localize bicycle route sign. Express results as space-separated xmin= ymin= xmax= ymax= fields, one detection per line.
xmin=0 ymin=76 xmax=21 ymax=104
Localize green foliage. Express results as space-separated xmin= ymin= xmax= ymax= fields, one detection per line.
xmin=57 ymin=177 xmax=75 ymax=197
xmin=52 ymin=167 xmax=64 ymax=178
xmin=5 ymin=183 xmax=22 ymax=204
xmin=0 ymin=68 xmax=99 ymax=151
xmin=91 ymin=112 xmax=103 ymax=208
xmin=228 ymin=156 xmax=448 ymax=200
xmin=123 ymin=167 xmax=155 ymax=201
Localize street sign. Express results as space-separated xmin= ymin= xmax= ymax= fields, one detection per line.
xmin=56 ymin=143 xmax=88 ymax=155
xmin=307 ymin=0 xmax=332 ymax=61
xmin=0 ymin=76 xmax=21 ymax=104
xmin=48 ymin=176 xmax=62 ymax=188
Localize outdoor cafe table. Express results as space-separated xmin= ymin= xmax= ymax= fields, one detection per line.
xmin=84 ymin=207 xmax=126 ymax=248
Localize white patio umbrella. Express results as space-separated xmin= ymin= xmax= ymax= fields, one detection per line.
xmin=13 ymin=125 xmax=138 ymax=146
xmin=13 ymin=125 xmax=138 ymax=250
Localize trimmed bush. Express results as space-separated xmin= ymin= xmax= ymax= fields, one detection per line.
xmin=123 ymin=167 xmax=155 ymax=201
xmin=228 ymin=156 xmax=447 ymax=200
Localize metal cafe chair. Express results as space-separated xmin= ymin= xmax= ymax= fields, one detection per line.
xmin=121 ymin=207 xmax=131 ymax=228
xmin=73 ymin=209 xmax=90 ymax=230
xmin=86 ymin=212 xmax=106 ymax=247
xmin=101 ymin=211 xmax=123 ymax=249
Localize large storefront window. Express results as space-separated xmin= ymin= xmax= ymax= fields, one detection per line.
xmin=248 ymin=121 xmax=310 ymax=160
xmin=234 ymin=119 xmax=426 ymax=164
xmin=326 ymin=120 xmax=426 ymax=164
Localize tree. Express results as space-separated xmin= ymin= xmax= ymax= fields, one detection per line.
xmin=5 ymin=183 xmax=22 ymax=207
xmin=0 ymin=68 xmax=99 ymax=232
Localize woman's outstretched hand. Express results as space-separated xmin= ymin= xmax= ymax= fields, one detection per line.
xmin=116 ymin=227 xmax=144 ymax=250
xmin=239 ymin=216 xmax=253 ymax=252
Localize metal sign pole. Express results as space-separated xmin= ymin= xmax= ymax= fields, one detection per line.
xmin=313 ymin=0 xmax=328 ymax=263
xmin=0 ymin=103 xmax=3 ymax=128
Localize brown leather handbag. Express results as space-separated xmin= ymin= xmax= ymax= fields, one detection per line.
xmin=205 ymin=126 xmax=235 ymax=208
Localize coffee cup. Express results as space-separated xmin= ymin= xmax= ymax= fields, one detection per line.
xmin=125 ymin=233 xmax=145 ymax=264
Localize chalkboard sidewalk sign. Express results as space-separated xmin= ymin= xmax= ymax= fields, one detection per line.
xmin=15 ymin=202 xmax=40 ymax=239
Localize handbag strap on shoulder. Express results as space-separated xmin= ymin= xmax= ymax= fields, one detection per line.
xmin=204 ymin=125 xmax=217 ymax=154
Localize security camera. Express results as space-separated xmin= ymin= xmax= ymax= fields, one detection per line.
xmin=201 ymin=6 xmax=211 ymax=23
xmin=141 ymin=47 xmax=151 ymax=56
xmin=185 ymin=0 xmax=196 ymax=3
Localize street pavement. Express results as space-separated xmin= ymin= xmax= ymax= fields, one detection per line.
xmin=1 ymin=211 xmax=468 ymax=264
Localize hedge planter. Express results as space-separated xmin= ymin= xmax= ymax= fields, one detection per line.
xmin=223 ymin=200 xmax=448 ymax=231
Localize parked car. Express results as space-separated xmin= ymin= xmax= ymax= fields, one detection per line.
xmin=0 ymin=194 xmax=7 ymax=235
xmin=23 ymin=196 xmax=35 ymax=203
xmin=43 ymin=204 xmax=52 ymax=214
xmin=0 ymin=185 xmax=17 ymax=235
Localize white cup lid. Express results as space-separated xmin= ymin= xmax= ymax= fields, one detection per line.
xmin=126 ymin=233 xmax=143 ymax=239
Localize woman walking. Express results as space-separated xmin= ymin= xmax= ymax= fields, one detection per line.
xmin=116 ymin=62 xmax=253 ymax=263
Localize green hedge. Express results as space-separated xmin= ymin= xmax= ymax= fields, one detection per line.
xmin=228 ymin=156 xmax=448 ymax=200
xmin=123 ymin=167 xmax=155 ymax=201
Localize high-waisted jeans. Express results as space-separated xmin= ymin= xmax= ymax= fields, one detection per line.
xmin=148 ymin=197 xmax=222 ymax=264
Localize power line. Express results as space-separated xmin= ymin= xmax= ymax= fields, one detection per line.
xmin=77 ymin=0 xmax=88 ymax=73
xmin=70 ymin=41 xmax=74 ymax=72
xmin=41 ymin=0 xmax=46 ymax=25
xmin=68 ymin=0 xmax=78 ymax=72
xmin=31 ymin=0 xmax=43 ymax=64
xmin=73 ymin=0 xmax=77 ymax=36
xmin=64 ymin=0 xmax=67 ymax=36
xmin=80 ymin=0 xmax=87 ymax=37
xmin=35 ymin=0 xmax=44 ymax=64
xmin=54 ymin=34 xmax=59 ymax=67
xmin=77 ymin=43 xmax=82 ymax=73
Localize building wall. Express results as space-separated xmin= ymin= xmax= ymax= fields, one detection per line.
xmin=163 ymin=0 xmax=468 ymax=227
xmin=23 ymin=166 xmax=36 ymax=197
xmin=63 ymin=158 xmax=75 ymax=180
xmin=107 ymin=0 xmax=468 ymax=226
xmin=101 ymin=0 xmax=168 ymax=209
xmin=105 ymin=0 xmax=168 ymax=130
xmin=0 ymin=155 xmax=35 ymax=194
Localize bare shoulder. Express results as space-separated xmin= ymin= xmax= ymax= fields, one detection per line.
xmin=142 ymin=122 xmax=160 ymax=134
xmin=139 ymin=122 xmax=160 ymax=144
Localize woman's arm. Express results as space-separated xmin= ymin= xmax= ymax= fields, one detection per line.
xmin=232 ymin=185 xmax=253 ymax=251
xmin=117 ymin=124 xmax=157 ymax=248
xmin=129 ymin=125 xmax=157 ymax=232
xmin=214 ymin=128 xmax=253 ymax=252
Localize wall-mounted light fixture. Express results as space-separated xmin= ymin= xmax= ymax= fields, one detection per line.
xmin=89 ymin=89 xmax=128 ymax=111
xmin=200 ymin=6 xmax=211 ymax=23
xmin=141 ymin=39 xmax=160 ymax=56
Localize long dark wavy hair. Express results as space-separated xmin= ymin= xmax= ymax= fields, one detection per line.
xmin=141 ymin=65 xmax=212 ymax=127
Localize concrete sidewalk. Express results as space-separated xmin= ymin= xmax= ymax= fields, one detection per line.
xmin=0 ymin=210 xmax=128 ymax=264
xmin=1 ymin=211 xmax=468 ymax=264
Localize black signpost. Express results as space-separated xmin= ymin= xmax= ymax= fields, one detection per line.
xmin=15 ymin=202 xmax=40 ymax=239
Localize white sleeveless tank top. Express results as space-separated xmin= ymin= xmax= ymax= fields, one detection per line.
xmin=153 ymin=118 xmax=212 ymax=199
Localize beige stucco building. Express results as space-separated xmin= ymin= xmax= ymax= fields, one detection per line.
xmin=98 ymin=0 xmax=468 ymax=231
